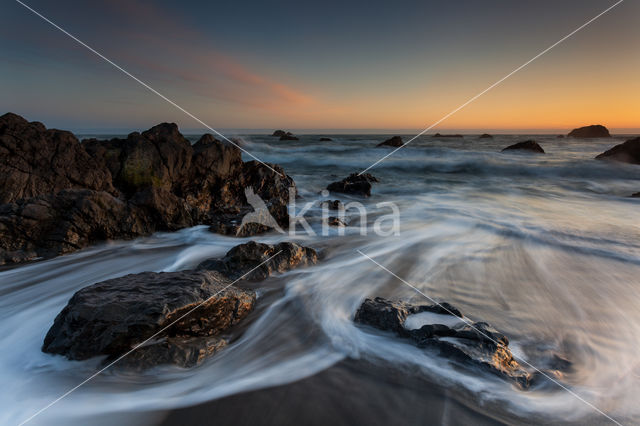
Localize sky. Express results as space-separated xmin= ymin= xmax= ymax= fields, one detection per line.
xmin=1 ymin=0 xmax=638 ymax=132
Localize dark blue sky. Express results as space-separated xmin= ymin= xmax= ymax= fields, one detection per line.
xmin=1 ymin=0 xmax=638 ymax=131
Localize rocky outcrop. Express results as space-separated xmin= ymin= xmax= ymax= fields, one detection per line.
xmin=433 ymin=133 xmax=463 ymax=138
xmin=273 ymin=131 xmax=298 ymax=141
xmin=272 ymin=130 xmax=287 ymax=137
xmin=0 ymin=114 xmax=295 ymax=264
xmin=479 ymin=134 xmax=493 ymax=139
xmin=568 ymin=124 xmax=610 ymax=138
xmin=377 ymin=136 xmax=403 ymax=147
xmin=595 ymin=137 xmax=640 ymax=165
xmin=319 ymin=137 xmax=332 ymax=141
xmin=42 ymin=270 xmax=256 ymax=361
xmin=354 ymin=297 xmax=531 ymax=387
xmin=0 ymin=113 xmax=115 ymax=204
xmin=501 ymin=140 xmax=545 ymax=154
xmin=197 ymin=241 xmax=318 ymax=281
xmin=327 ymin=173 xmax=379 ymax=197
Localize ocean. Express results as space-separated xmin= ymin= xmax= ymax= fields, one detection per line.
xmin=1 ymin=133 xmax=639 ymax=425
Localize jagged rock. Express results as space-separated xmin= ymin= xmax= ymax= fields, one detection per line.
xmin=479 ymin=134 xmax=493 ymax=139
xmin=0 ymin=112 xmax=115 ymax=204
xmin=595 ymin=137 xmax=640 ymax=165
xmin=197 ymin=241 xmax=317 ymax=281
xmin=501 ymin=140 xmax=545 ymax=154
xmin=354 ymin=297 xmax=530 ymax=387
xmin=568 ymin=125 xmax=610 ymax=138
xmin=319 ymin=137 xmax=332 ymax=141
xmin=327 ymin=173 xmax=379 ymax=197
xmin=42 ymin=270 xmax=255 ymax=361
xmin=328 ymin=216 xmax=347 ymax=227
xmin=377 ymin=136 xmax=403 ymax=147
xmin=433 ymin=133 xmax=463 ymax=138
xmin=0 ymin=114 xmax=296 ymax=264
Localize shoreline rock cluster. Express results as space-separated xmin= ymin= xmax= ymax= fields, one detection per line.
xmin=0 ymin=113 xmax=295 ymax=264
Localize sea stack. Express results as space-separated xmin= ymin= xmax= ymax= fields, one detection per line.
xmin=567 ymin=125 xmax=611 ymax=138
xmin=501 ymin=140 xmax=545 ymax=154
xmin=377 ymin=135 xmax=404 ymax=147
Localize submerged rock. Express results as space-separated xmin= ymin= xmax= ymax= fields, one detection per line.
xmin=42 ymin=270 xmax=255 ymax=361
xmin=319 ymin=137 xmax=333 ymax=141
xmin=568 ymin=124 xmax=611 ymax=138
xmin=377 ymin=136 xmax=403 ymax=147
xmin=197 ymin=241 xmax=317 ymax=281
xmin=279 ymin=132 xmax=299 ymax=141
xmin=0 ymin=114 xmax=296 ymax=264
xmin=354 ymin=297 xmax=530 ymax=387
xmin=501 ymin=140 xmax=545 ymax=154
xmin=117 ymin=336 xmax=228 ymax=370
xmin=595 ymin=137 xmax=640 ymax=165
xmin=327 ymin=173 xmax=379 ymax=197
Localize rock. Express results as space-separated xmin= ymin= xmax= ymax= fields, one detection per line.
xmin=0 ymin=114 xmax=296 ymax=264
xmin=354 ymin=297 xmax=530 ymax=387
xmin=319 ymin=137 xmax=332 ymax=141
xmin=595 ymin=137 xmax=640 ymax=165
xmin=42 ymin=270 xmax=256 ymax=361
xmin=272 ymin=130 xmax=287 ymax=137
xmin=327 ymin=173 xmax=379 ymax=197
xmin=632 ymin=192 xmax=640 ymax=198
xmin=501 ymin=140 xmax=545 ymax=154
xmin=279 ymin=132 xmax=299 ymax=141
xmin=322 ymin=200 xmax=343 ymax=210
xmin=0 ymin=112 xmax=115 ymax=204
xmin=328 ymin=217 xmax=347 ymax=227
xmin=433 ymin=133 xmax=463 ymax=138
xmin=377 ymin=136 xmax=403 ymax=147
xmin=479 ymin=134 xmax=493 ymax=139
xmin=568 ymin=125 xmax=611 ymax=138
xmin=197 ymin=241 xmax=317 ymax=281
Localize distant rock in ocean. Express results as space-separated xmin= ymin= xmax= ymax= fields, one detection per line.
xmin=280 ymin=132 xmax=299 ymax=141
xmin=479 ymin=133 xmax=493 ymax=139
xmin=595 ymin=137 xmax=640 ymax=165
xmin=568 ymin=124 xmax=611 ymax=138
xmin=556 ymin=135 xmax=565 ymax=138
xmin=0 ymin=113 xmax=295 ymax=265
xmin=433 ymin=133 xmax=463 ymax=138
xmin=501 ymin=140 xmax=545 ymax=154
xmin=319 ymin=137 xmax=332 ymax=141
xmin=377 ymin=135 xmax=403 ymax=147
xmin=631 ymin=192 xmax=640 ymax=198
xmin=327 ymin=173 xmax=379 ymax=197
xmin=272 ymin=130 xmax=287 ymax=137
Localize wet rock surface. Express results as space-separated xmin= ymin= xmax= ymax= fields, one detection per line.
xmin=0 ymin=114 xmax=295 ymax=264
xmin=595 ymin=137 xmax=640 ymax=165
xmin=197 ymin=241 xmax=318 ymax=281
xmin=42 ymin=270 xmax=256 ymax=361
xmin=501 ymin=140 xmax=545 ymax=154
xmin=327 ymin=173 xmax=379 ymax=197
xmin=327 ymin=216 xmax=347 ymax=227
xmin=377 ymin=136 xmax=403 ymax=147
xmin=568 ymin=124 xmax=611 ymax=138
xmin=354 ymin=297 xmax=531 ymax=387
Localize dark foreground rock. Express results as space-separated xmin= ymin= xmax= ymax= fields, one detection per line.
xmin=117 ymin=336 xmax=228 ymax=370
xmin=595 ymin=137 xmax=640 ymax=165
xmin=197 ymin=241 xmax=318 ymax=281
xmin=354 ymin=297 xmax=531 ymax=387
xmin=501 ymin=140 xmax=545 ymax=154
xmin=327 ymin=173 xmax=379 ymax=197
xmin=568 ymin=124 xmax=611 ymax=138
xmin=0 ymin=113 xmax=295 ymax=264
xmin=42 ymin=270 xmax=255 ymax=361
xmin=377 ymin=136 xmax=403 ymax=147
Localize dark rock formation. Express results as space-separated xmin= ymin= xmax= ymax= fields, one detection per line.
xmin=42 ymin=270 xmax=255 ymax=361
xmin=355 ymin=297 xmax=530 ymax=387
xmin=319 ymin=137 xmax=332 ymax=141
xmin=632 ymin=192 xmax=640 ymax=198
xmin=595 ymin=137 xmax=640 ymax=165
xmin=327 ymin=173 xmax=379 ymax=197
xmin=272 ymin=130 xmax=287 ymax=137
xmin=479 ymin=134 xmax=493 ymax=139
xmin=568 ymin=125 xmax=611 ymax=138
xmin=322 ymin=200 xmax=343 ymax=210
xmin=0 ymin=114 xmax=296 ymax=264
xmin=280 ymin=134 xmax=299 ymax=141
xmin=197 ymin=241 xmax=317 ymax=281
xmin=328 ymin=217 xmax=347 ymax=227
xmin=377 ymin=136 xmax=403 ymax=147
xmin=117 ymin=336 xmax=228 ymax=370
xmin=433 ymin=133 xmax=463 ymax=138
xmin=501 ymin=140 xmax=545 ymax=154
xmin=0 ymin=113 xmax=115 ymax=204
